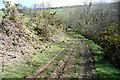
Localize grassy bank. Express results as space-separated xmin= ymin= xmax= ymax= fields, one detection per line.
xmin=73 ymin=33 xmax=120 ymax=79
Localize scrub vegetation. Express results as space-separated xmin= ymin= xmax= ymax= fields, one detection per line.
xmin=0 ymin=0 xmax=120 ymax=79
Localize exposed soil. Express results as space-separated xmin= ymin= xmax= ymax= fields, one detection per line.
xmin=23 ymin=42 xmax=71 ymax=78
xmin=50 ymin=41 xmax=77 ymax=78
xmin=23 ymin=34 xmax=95 ymax=79
xmin=79 ymin=39 xmax=95 ymax=79
xmin=0 ymin=20 xmax=37 ymax=73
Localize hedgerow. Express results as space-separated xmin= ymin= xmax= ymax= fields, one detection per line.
xmin=97 ymin=26 xmax=120 ymax=67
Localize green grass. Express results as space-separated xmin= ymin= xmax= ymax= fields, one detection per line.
xmin=40 ymin=40 xmax=81 ymax=78
xmin=39 ymin=42 xmax=73 ymax=78
xmin=84 ymin=38 xmax=120 ymax=79
xmin=47 ymin=7 xmax=75 ymax=24
xmin=0 ymin=41 xmax=69 ymax=78
xmin=65 ymin=41 xmax=81 ymax=78
xmin=95 ymin=61 xmax=120 ymax=78
xmin=47 ymin=8 xmax=63 ymax=14
xmin=0 ymin=11 xmax=4 ymax=16
xmin=74 ymin=41 xmax=81 ymax=59
xmin=73 ymin=33 xmax=120 ymax=79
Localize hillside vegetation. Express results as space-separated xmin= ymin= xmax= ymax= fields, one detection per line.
xmin=48 ymin=2 xmax=120 ymax=68
xmin=0 ymin=1 xmax=69 ymax=78
xmin=0 ymin=0 xmax=120 ymax=79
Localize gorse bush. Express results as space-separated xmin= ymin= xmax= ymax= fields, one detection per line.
xmin=2 ymin=0 xmax=21 ymax=20
xmin=97 ymin=26 xmax=120 ymax=67
xmin=25 ymin=10 xmax=66 ymax=41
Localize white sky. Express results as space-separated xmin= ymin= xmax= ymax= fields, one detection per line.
xmin=33 ymin=0 xmax=112 ymax=7
xmin=0 ymin=0 xmax=118 ymax=8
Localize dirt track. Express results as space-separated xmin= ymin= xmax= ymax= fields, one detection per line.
xmin=23 ymin=34 xmax=95 ymax=79
xmin=79 ymin=39 xmax=95 ymax=79
xmin=50 ymin=42 xmax=77 ymax=78
xmin=23 ymin=42 xmax=71 ymax=78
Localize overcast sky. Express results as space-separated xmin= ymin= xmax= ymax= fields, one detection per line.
xmin=0 ymin=0 xmax=118 ymax=8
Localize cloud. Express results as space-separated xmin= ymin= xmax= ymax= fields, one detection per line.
xmin=1 ymin=0 xmax=112 ymax=8
xmin=33 ymin=0 xmax=48 ymax=3
xmin=31 ymin=0 xmax=111 ymax=7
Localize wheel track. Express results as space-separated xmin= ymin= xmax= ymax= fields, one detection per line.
xmin=23 ymin=33 xmax=95 ymax=79
xmin=59 ymin=42 xmax=80 ymax=78
xmin=23 ymin=42 xmax=71 ymax=79
xmin=67 ymin=33 xmax=95 ymax=79
xmin=50 ymin=41 xmax=77 ymax=78
xmin=79 ymin=39 xmax=95 ymax=79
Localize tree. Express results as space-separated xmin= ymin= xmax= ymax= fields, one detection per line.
xmin=74 ymin=2 xmax=118 ymax=39
xmin=33 ymin=3 xmax=45 ymax=10
xmin=46 ymin=1 xmax=51 ymax=8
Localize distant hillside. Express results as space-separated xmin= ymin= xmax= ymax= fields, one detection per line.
xmin=47 ymin=2 xmax=119 ymax=35
xmin=36 ymin=2 xmax=118 ymax=10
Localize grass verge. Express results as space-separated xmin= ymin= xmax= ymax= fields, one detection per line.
xmin=73 ymin=33 xmax=120 ymax=79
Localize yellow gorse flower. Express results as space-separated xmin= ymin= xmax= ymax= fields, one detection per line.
xmin=10 ymin=6 xmax=17 ymax=10
xmin=5 ymin=4 xmax=10 ymax=8
xmin=11 ymin=16 xmax=19 ymax=19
